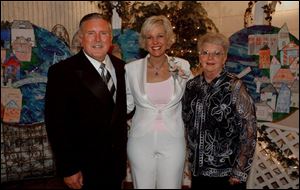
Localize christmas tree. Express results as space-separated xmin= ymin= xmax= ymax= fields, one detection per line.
xmin=95 ymin=1 xmax=219 ymax=70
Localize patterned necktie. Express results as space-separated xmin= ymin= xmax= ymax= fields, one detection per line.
xmin=99 ymin=63 xmax=116 ymax=100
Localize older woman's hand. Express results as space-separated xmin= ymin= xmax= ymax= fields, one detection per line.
xmin=228 ymin=176 xmax=241 ymax=185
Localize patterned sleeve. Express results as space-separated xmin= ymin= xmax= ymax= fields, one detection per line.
xmin=231 ymin=80 xmax=257 ymax=182
xmin=182 ymin=80 xmax=193 ymax=128
xmin=182 ymin=80 xmax=189 ymax=125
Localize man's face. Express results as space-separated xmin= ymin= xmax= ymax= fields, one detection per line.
xmin=79 ymin=18 xmax=112 ymax=62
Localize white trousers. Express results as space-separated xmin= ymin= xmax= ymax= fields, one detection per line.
xmin=127 ymin=127 xmax=186 ymax=189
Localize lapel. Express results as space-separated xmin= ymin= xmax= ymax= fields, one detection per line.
xmin=137 ymin=55 xmax=156 ymax=108
xmin=160 ymin=74 xmax=185 ymax=110
xmin=110 ymin=54 xmax=124 ymax=104
xmin=139 ymin=56 xmax=147 ymax=97
xmin=74 ymin=51 xmax=113 ymax=103
xmin=108 ymin=54 xmax=126 ymax=127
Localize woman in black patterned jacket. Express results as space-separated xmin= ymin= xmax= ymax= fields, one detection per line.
xmin=182 ymin=32 xmax=257 ymax=190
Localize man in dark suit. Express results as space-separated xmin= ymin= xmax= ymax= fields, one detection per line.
xmin=45 ymin=13 xmax=127 ymax=189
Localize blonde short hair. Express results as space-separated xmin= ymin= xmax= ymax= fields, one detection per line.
xmin=197 ymin=32 xmax=230 ymax=54
xmin=139 ymin=15 xmax=176 ymax=50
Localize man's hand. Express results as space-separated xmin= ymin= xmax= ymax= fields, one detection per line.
xmin=64 ymin=171 xmax=84 ymax=189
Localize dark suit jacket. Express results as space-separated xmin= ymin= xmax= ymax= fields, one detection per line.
xmin=44 ymin=50 xmax=127 ymax=188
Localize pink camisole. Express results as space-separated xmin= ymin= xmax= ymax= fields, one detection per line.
xmin=145 ymin=77 xmax=174 ymax=130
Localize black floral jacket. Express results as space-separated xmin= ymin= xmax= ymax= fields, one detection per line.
xmin=182 ymin=71 xmax=257 ymax=182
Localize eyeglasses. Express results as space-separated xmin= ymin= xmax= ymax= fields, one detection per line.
xmin=199 ymin=50 xmax=224 ymax=58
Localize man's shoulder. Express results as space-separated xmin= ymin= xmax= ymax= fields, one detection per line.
xmin=48 ymin=54 xmax=78 ymax=75
xmin=109 ymin=54 xmax=126 ymax=65
xmin=49 ymin=59 xmax=67 ymax=72
xmin=186 ymin=74 xmax=201 ymax=86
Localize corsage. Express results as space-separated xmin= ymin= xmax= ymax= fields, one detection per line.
xmin=168 ymin=57 xmax=189 ymax=79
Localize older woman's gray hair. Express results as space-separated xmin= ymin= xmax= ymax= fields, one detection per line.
xmin=139 ymin=15 xmax=176 ymax=50
xmin=197 ymin=32 xmax=230 ymax=54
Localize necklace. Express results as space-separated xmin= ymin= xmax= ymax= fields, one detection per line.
xmin=148 ymin=58 xmax=166 ymax=76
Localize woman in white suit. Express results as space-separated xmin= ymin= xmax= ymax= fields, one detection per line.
xmin=125 ymin=15 xmax=192 ymax=189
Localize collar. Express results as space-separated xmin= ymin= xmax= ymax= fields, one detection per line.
xmin=202 ymin=70 xmax=227 ymax=86
xmin=83 ymin=50 xmax=113 ymax=72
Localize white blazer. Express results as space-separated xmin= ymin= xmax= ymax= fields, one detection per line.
xmin=125 ymin=54 xmax=191 ymax=137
